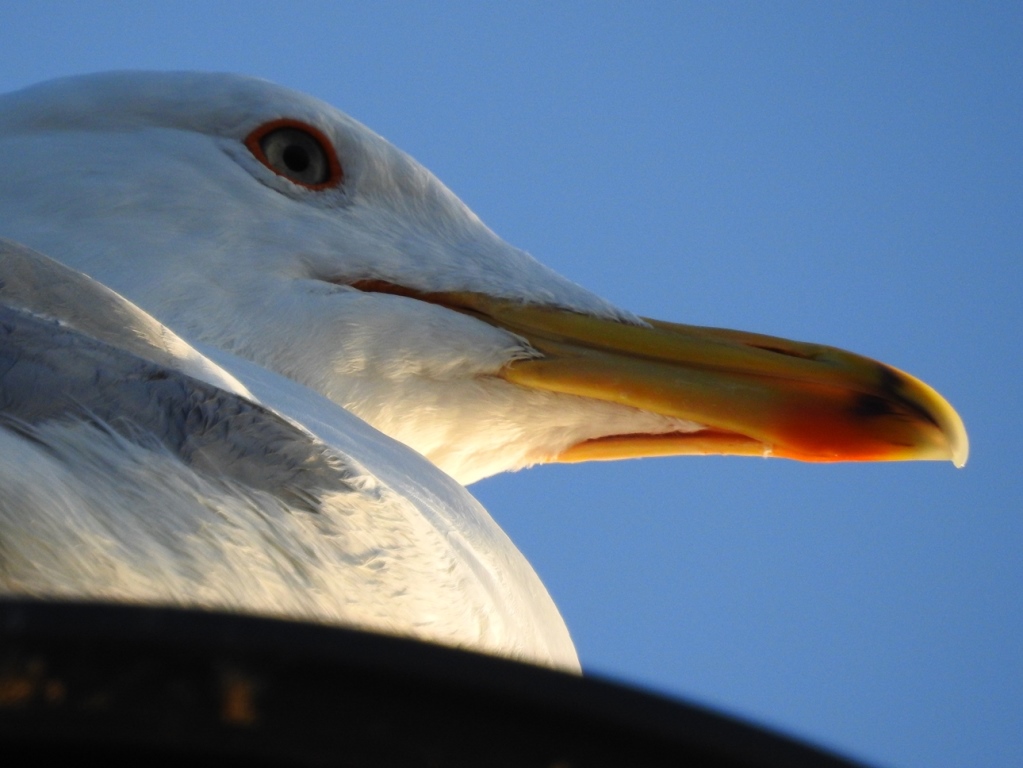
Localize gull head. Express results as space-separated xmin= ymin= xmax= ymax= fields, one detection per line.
xmin=0 ymin=72 xmax=968 ymax=484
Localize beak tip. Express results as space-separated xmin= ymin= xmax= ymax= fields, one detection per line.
xmin=920 ymin=378 xmax=969 ymax=469
xmin=948 ymin=418 xmax=969 ymax=469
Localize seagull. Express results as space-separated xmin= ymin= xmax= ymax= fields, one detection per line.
xmin=0 ymin=72 xmax=967 ymax=671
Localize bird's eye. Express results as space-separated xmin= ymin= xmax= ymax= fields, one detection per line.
xmin=244 ymin=119 xmax=343 ymax=189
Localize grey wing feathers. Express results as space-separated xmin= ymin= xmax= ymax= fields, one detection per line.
xmin=0 ymin=242 xmax=354 ymax=511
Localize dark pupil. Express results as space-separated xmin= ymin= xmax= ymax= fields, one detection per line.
xmin=282 ymin=144 xmax=310 ymax=173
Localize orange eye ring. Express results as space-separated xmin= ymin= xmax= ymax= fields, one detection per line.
xmin=244 ymin=118 xmax=343 ymax=190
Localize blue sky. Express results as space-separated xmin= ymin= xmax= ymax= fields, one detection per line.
xmin=1 ymin=4 xmax=1019 ymax=767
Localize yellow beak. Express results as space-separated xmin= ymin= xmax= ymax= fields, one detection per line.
xmin=353 ymin=281 xmax=969 ymax=468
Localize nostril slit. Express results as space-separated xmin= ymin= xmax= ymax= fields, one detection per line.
xmin=750 ymin=344 xmax=813 ymax=360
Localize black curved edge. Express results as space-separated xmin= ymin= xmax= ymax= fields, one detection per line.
xmin=0 ymin=600 xmax=871 ymax=768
